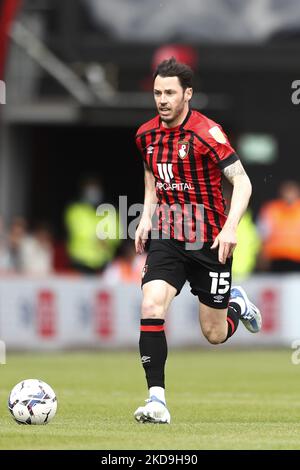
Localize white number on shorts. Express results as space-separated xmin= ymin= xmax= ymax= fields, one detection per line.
xmin=209 ymin=272 xmax=230 ymax=294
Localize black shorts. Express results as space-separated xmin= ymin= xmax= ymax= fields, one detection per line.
xmin=141 ymin=239 xmax=232 ymax=309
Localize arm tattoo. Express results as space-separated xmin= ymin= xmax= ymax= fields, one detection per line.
xmin=222 ymin=160 xmax=246 ymax=184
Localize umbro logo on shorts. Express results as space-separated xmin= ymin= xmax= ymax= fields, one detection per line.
xmin=141 ymin=356 xmax=151 ymax=364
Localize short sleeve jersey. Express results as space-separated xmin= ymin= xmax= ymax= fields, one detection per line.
xmin=135 ymin=109 xmax=238 ymax=242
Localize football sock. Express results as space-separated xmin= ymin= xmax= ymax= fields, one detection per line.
xmin=149 ymin=386 xmax=166 ymax=404
xmin=231 ymin=296 xmax=246 ymax=315
xmin=139 ymin=318 xmax=167 ymax=389
xmin=222 ymin=303 xmax=240 ymax=342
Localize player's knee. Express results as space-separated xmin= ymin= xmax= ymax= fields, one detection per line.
xmin=203 ymin=326 xmax=226 ymax=345
xmin=141 ymin=299 xmax=165 ymax=319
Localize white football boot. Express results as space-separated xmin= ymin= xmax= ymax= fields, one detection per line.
xmin=230 ymin=285 xmax=262 ymax=333
xmin=134 ymin=396 xmax=171 ymax=424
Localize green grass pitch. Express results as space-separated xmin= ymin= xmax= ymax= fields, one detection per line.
xmin=0 ymin=349 xmax=300 ymax=450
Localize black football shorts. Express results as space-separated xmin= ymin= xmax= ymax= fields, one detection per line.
xmin=141 ymin=239 xmax=232 ymax=309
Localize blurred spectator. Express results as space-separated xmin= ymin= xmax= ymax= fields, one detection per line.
xmin=257 ymin=180 xmax=300 ymax=272
xmin=102 ymin=239 xmax=146 ymax=285
xmin=64 ymin=176 xmax=121 ymax=274
xmin=53 ymin=240 xmax=72 ymax=274
xmin=232 ymin=210 xmax=261 ymax=280
xmin=7 ymin=216 xmax=27 ymax=271
xmin=19 ymin=222 xmax=54 ymax=275
xmin=222 ymin=184 xmax=260 ymax=280
xmin=0 ymin=216 xmax=10 ymax=270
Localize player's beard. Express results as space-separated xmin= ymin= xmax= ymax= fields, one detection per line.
xmin=159 ymin=98 xmax=185 ymax=126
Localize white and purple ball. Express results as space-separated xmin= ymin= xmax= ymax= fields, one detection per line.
xmin=8 ymin=379 xmax=57 ymax=425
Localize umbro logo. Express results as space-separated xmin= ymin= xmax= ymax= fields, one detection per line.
xmin=147 ymin=145 xmax=154 ymax=154
xmin=213 ymin=294 xmax=224 ymax=302
xmin=141 ymin=356 xmax=151 ymax=364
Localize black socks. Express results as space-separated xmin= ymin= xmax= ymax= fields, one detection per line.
xmin=139 ymin=318 xmax=167 ymax=388
xmin=222 ymin=302 xmax=241 ymax=342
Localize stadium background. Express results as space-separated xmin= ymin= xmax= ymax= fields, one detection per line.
xmin=0 ymin=0 xmax=300 ymax=450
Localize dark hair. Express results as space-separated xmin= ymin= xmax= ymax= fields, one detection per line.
xmin=153 ymin=57 xmax=193 ymax=90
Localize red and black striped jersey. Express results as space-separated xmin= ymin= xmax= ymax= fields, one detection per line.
xmin=135 ymin=109 xmax=239 ymax=243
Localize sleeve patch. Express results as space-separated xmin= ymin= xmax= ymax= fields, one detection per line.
xmin=208 ymin=126 xmax=227 ymax=144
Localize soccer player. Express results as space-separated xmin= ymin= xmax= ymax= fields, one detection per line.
xmin=134 ymin=57 xmax=262 ymax=424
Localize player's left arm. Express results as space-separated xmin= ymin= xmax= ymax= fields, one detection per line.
xmin=211 ymin=160 xmax=252 ymax=263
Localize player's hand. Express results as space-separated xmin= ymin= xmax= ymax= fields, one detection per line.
xmin=135 ymin=217 xmax=152 ymax=254
xmin=210 ymin=227 xmax=237 ymax=264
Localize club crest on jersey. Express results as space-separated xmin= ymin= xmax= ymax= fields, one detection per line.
xmin=147 ymin=145 xmax=154 ymax=154
xmin=178 ymin=141 xmax=189 ymax=159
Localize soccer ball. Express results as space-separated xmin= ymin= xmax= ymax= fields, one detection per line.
xmin=8 ymin=379 xmax=57 ymax=425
